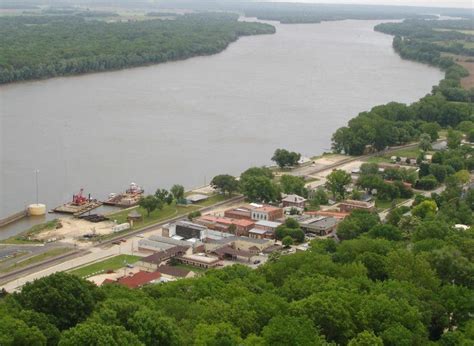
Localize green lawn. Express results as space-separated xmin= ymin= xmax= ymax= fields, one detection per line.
xmin=0 ymin=247 xmax=71 ymax=273
xmin=375 ymin=198 xmax=407 ymax=210
xmin=364 ymin=156 xmax=391 ymax=164
xmin=69 ymin=254 xmax=141 ymax=278
xmin=385 ymin=147 xmax=423 ymax=159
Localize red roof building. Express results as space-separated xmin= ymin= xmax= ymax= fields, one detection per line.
xmin=109 ymin=271 xmax=161 ymax=289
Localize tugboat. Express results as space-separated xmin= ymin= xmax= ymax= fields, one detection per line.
xmin=104 ymin=182 xmax=145 ymax=208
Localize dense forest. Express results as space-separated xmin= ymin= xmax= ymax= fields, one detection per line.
xmin=332 ymin=18 xmax=474 ymax=156
xmin=0 ymin=13 xmax=275 ymax=84
xmin=156 ymin=1 xmax=474 ymax=24
xmin=0 ymin=171 xmax=473 ymax=345
xmin=376 ymin=20 xmax=474 ymax=58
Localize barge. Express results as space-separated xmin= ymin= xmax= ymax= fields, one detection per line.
xmin=52 ymin=188 xmax=102 ymax=216
xmin=103 ymin=182 xmax=144 ymax=208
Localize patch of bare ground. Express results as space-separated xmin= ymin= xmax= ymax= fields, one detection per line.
xmin=443 ymin=53 xmax=474 ymax=89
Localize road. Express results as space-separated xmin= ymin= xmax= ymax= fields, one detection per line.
xmin=0 ymin=195 xmax=245 ymax=291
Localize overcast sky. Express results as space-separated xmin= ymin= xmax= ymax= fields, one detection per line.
xmin=273 ymin=0 xmax=473 ymax=9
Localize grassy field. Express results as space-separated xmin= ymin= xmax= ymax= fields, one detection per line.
xmin=0 ymin=247 xmax=71 ymax=273
xmin=69 ymin=254 xmax=141 ymax=278
xmin=364 ymin=156 xmax=391 ymax=164
xmin=0 ymin=219 xmax=59 ymax=245
xmin=385 ymin=147 xmax=423 ymax=159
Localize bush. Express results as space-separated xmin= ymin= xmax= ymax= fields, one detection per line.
xmin=416 ymin=175 xmax=438 ymax=190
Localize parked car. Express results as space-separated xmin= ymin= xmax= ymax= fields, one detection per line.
xmin=253 ymin=260 xmax=261 ymax=265
xmin=120 ymin=239 xmax=127 ymax=243
xmin=112 ymin=241 xmax=121 ymax=245
xmin=126 ymin=264 xmax=134 ymax=268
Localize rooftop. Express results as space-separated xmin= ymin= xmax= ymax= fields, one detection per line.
xmin=251 ymin=204 xmax=282 ymax=213
xmin=206 ymin=235 xmax=271 ymax=245
xmin=305 ymin=210 xmax=350 ymax=219
xmin=139 ymin=246 xmax=189 ymax=264
xmin=149 ymin=233 xmax=203 ymax=247
xmin=114 ymin=271 xmax=161 ymax=289
xmin=138 ymin=239 xmax=176 ymax=251
xmin=281 ymin=194 xmax=307 ymax=203
xmin=249 ymin=228 xmax=267 ymax=235
xmin=197 ymin=215 xmax=255 ymax=228
xmin=128 ymin=210 xmax=142 ymax=218
xmin=180 ymin=253 xmax=220 ymax=264
xmin=301 ymin=216 xmax=339 ymax=230
xmin=213 ymin=245 xmax=252 ymax=258
xmin=186 ymin=194 xmax=209 ymax=202
xmin=255 ymin=220 xmax=282 ymax=228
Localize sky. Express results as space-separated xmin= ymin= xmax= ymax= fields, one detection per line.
xmin=273 ymin=0 xmax=473 ymax=9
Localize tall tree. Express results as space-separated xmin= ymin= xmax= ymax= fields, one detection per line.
xmin=210 ymin=174 xmax=239 ymax=196
xmin=271 ymin=149 xmax=301 ymax=168
xmin=170 ymin=184 xmax=185 ymax=202
xmin=14 ymin=273 xmax=99 ymax=330
xmin=139 ymin=195 xmax=160 ymax=216
xmin=325 ymin=169 xmax=352 ymax=200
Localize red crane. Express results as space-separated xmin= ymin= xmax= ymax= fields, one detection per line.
xmin=72 ymin=188 xmax=88 ymax=205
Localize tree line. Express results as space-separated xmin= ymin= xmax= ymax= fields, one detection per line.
xmin=0 ymin=13 xmax=275 ymax=84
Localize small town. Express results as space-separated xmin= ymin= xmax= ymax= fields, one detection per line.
xmin=1 ymin=136 xmax=471 ymax=293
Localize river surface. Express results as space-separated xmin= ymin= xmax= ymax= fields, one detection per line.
xmin=0 ymin=19 xmax=443 ymax=236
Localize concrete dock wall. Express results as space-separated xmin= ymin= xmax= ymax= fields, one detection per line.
xmin=0 ymin=210 xmax=28 ymax=228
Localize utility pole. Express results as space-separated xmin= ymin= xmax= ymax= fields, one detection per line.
xmin=34 ymin=169 xmax=40 ymax=204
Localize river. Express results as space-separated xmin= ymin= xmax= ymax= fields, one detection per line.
xmin=0 ymin=19 xmax=443 ymax=236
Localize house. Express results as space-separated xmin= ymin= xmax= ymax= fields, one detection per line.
xmin=299 ymin=216 xmax=340 ymax=236
xmin=177 ymin=253 xmax=221 ymax=269
xmin=157 ymin=265 xmax=195 ymax=280
xmin=249 ymin=204 xmax=283 ymax=221
xmin=194 ymin=215 xmax=255 ymax=236
xmin=249 ymin=228 xmax=272 ymax=240
xmin=224 ymin=206 xmax=252 ymax=220
xmin=248 ymin=220 xmax=282 ymax=239
xmin=137 ymin=246 xmax=190 ymax=271
xmin=102 ymin=271 xmax=161 ymax=289
xmin=281 ymin=194 xmax=307 ymax=209
xmin=339 ymin=199 xmax=375 ymax=213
